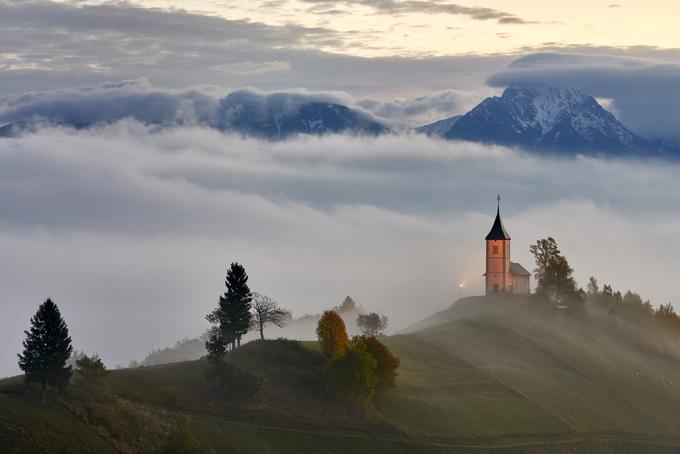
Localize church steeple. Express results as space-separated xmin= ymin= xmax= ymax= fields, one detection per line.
xmin=485 ymin=195 xmax=511 ymax=240
xmin=485 ymin=194 xmax=511 ymax=294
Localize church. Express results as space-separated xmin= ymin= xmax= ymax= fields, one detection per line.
xmin=484 ymin=198 xmax=531 ymax=294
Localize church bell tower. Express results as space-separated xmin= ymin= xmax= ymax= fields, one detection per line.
xmin=485 ymin=195 xmax=511 ymax=294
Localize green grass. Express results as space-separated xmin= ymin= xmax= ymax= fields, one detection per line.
xmin=3 ymin=297 xmax=680 ymax=453
xmin=0 ymin=390 xmax=118 ymax=453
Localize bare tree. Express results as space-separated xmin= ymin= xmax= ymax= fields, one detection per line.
xmin=252 ymin=293 xmax=292 ymax=340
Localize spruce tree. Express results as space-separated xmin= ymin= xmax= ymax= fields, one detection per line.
xmin=222 ymin=262 xmax=252 ymax=347
xmin=18 ymin=298 xmax=73 ymax=401
xmin=205 ymin=262 xmax=252 ymax=351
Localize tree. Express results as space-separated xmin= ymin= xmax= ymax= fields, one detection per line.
xmin=316 ymin=311 xmax=349 ymax=359
xmin=251 ymin=292 xmax=292 ymax=340
xmin=206 ymin=262 xmax=252 ymax=351
xmin=158 ymin=416 xmax=215 ymax=454
xmin=359 ymin=336 xmax=400 ymax=389
xmin=205 ymin=326 xmax=228 ymax=361
xmin=529 ymin=238 xmax=582 ymax=306
xmin=529 ymin=237 xmax=561 ymax=285
xmin=586 ymin=277 xmax=600 ymax=302
xmin=75 ymin=354 xmax=108 ymax=390
xmin=622 ymin=290 xmax=654 ymax=318
xmin=325 ymin=337 xmax=377 ymax=403
xmin=334 ymin=296 xmax=358 ymax=313
xmin=18 ymin=298 xmax=73 ymax=402
xmin=74 ymin=354 xmax=112 ymax=413
xmin=656 ymin=303 xmax=680 ymax=331
xmin=356 ymin=312 xmax=388 ymax=336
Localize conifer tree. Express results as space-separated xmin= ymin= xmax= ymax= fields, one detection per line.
xmin=18 ymin=298 xmax=73 ymax=401
xmin=206 ymin=262 xmax=252 ymax=351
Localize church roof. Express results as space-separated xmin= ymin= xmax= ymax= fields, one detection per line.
xmin=510 ymin=262 xmax=531 ymax=277
xmin=485 ymin=206 xmax=511 ymax=240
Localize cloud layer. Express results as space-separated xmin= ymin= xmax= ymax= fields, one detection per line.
xmin=0 ymin=0 xmax=509 ymax=99
xmin=3 ymin=1 xmax=680 ymax=139
xmin=300 ymin=0 xmax=540 ymax=24
xmin=2 ymin=124 xmax=680 ymax=376
xmin=0 ymin=82 xmax=384 ymax=133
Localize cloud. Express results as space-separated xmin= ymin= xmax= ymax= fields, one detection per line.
xmin=0 ymin=80 xmax=219 ymax=127
xmin=209 ymin=61 xmax=292 ymax=76
xmin=356 ymin=90 xmax=480 ymax=127
xmin=0 ymin=0 xmax=511 ymax=100
xmin=299 ymin=0 xmax=541 ymax=24
xmin=2 ymin=125 xmax=680 ymax=376
xmin=0 ymin=83 xmax=372 ymax=133
xmin=0 ymin=81 xmax=479 ymax=133
xmin=488 ymin=52 xmax=680 ymax=139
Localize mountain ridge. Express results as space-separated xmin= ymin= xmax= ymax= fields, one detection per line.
xmin=418 ymin=84 xmax=674 ymax=156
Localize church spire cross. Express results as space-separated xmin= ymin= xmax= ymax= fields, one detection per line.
xmin=497 ymin=193 xmax=501 ymax=208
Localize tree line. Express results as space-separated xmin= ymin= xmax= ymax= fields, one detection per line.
xmin=529 ymin=236 xmax=680 ymax=330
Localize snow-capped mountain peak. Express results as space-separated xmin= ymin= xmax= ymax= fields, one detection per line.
xmin=419 ymin=83 xmax=654 ymax=155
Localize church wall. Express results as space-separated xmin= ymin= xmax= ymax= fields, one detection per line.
xmin=511 ymin=275 xmax=531 ymax=294
xmin=486 ymin=239 xmax=511 ymax=294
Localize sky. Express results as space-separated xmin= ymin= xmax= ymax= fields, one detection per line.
xmin=1 ymin=0 xmax=680 ymax=377
xmin=49 ymin=0 xmax=680 ymax=57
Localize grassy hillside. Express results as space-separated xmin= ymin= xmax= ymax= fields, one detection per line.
xmin=3 ymin=295 xmax=680 ymax=453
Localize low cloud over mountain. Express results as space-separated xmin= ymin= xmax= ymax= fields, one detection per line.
xmin=2 ymin=125 xmax=680 ymax=376
xmin=0 ymin=82 xmax=386 ymax=139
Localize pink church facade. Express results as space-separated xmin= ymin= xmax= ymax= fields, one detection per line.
xmin=484 ymin=202 xmax=531 ymax=295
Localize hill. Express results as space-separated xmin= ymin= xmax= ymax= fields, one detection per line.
xmin=418 ymin=84 xmax=676 ymax=156
xmin=3 ymin=295 xmax=680 ymax=453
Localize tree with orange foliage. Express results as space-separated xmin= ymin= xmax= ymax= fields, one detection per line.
xmin=316 ymin=311 xmax=349 ymax=359
xmin=358 ymin=336 xmax=400 ymax=389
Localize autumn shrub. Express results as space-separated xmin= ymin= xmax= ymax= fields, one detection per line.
xmin=358 ymin=336 xmax=400 ymax=389
xmin=316 ymin=311 xmax=349 ymax=359
xmin=324 ymin=337 xmax=377 ymax=403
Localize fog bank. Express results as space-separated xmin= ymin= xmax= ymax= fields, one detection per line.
xmin=1 ymin=125 xmax=679 ymax=376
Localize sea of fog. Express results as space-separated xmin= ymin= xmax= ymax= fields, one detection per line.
xmin=1 ymin=123 xmax=679 ymax=377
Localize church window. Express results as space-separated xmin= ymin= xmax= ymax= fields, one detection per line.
xmin=492 ymin=245 xmax=499 ymax=255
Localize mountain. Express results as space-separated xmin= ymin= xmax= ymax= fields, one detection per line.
xmin=0 ymin=119 xmax=79 ymax=138
xmin=419 ymin=84 xmax=662 ymax=155
xmin=217 ymin=95 xmax=389 ymax=139
xmin=4 ymin=295 xmax=680 ymax=453
xmin=414 ymin=114 xmax=462 ymax=137
xmin=0 ymin=94 xmax=390 ymax=140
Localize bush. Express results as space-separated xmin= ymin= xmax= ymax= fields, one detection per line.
xmin=75 ymin=355 xmax=108 ymax=392
xmin=158 ymin=416 xmax=215 ymax=454
xmin=324 ymin=337 xmax=377 ymax=403
xmin=358 ymin=336 xmax=399 ymax=389
xmin=316 ymin=311 xmax=349 ymax=359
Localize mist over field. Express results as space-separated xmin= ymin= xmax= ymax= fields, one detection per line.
xmin=1 ymin=124 xmax=680 ymax=377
